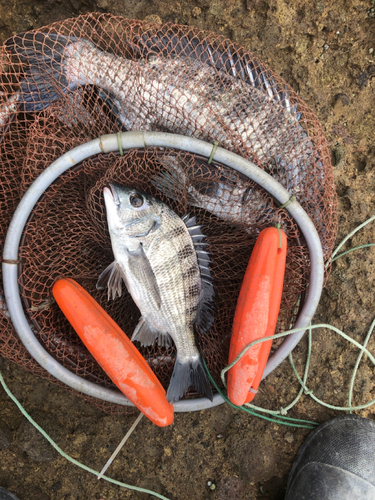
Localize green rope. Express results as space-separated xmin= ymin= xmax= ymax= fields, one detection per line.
xmin=0 ymin=371 xmax=170 ymax=500
xmin=278 ymin=195 xmax=296 ymax=209
xmin=332 ymin=243 xmax=375 ymax=262
xmin=217 ymin=323 xmax=375 ymax=414
xmin=329 ymin=214 xmax=375 ymax=264
xmin=289 ymin=347 xmax=375 ymax=412
xmin=201 ymin=356 xmax=317 ymax=428
xmin=348 ymin=317 xmax=375 ymax=412
xmin=220 ymin=324 xmax=375 ymax=389
xmin=244 ymin=326 xmax=312 ymax=417
xmin=275 ymin=223 xmax=282 ymax=249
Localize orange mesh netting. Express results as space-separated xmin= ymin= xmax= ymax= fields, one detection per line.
xmin=0 ymin=13 xmax=337 ymax=413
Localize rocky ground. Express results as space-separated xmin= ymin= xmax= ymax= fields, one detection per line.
xmin=0 ymin=0 xmax=375 ymax=499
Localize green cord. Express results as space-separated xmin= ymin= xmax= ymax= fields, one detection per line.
xmin=201 ymin=356 xmax=317 ymax=428
xmin=332 ymin=243 xmax=375 ymax=262
xmin=289 ymin=349 xmax=375 ymax=412
xmin=328 ymin=214 xmax=375 ymax=264
xmin=207 ymin=141 xmax=219 ymax=164
xmin=348 ymin=317 xmax=375 ymax=412
xmin=0 ymin=371 xmax=170 ymax=500
xmin=275 ymin=223 xmax=282 ymax=249
xmin=220 ymin=323 xmax=375 ymax=389
xmin=219 ymin=323 xmax=375 ymax=412
xmin=278 ymin=195 xmax=296 ymax=210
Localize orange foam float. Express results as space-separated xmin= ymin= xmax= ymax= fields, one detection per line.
xmin=227 ymin=227 xmax=287 ymax=406
xmin=52 ymin=278 xmax=174 ymax=427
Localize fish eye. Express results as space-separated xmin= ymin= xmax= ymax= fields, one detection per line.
xmin=130 ymin=194 xmax=144 ymax=208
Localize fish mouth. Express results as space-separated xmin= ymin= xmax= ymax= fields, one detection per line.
xmin=104 ymin=183 xmax=120 ymax=206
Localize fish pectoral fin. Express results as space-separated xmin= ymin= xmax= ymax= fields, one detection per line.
xmin=131 ymin=317 xmax=172 ymax=347
xmin=96 ymin=261 xmax=127 ymax=301
xmin=127 ymin=245 xmax=162 ymax=310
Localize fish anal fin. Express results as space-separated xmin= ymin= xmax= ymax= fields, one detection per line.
xmin=195 ymin=284 xmax=215 ymax=335
xmin=131 ymin=317 xmax=172 ymax=348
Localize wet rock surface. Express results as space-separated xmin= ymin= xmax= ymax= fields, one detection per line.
xmin=0 ymin=1 xmax=375 ymax=499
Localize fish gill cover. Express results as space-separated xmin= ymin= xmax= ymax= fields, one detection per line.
xmin=0 ymin=13 xmax=337 ymax=412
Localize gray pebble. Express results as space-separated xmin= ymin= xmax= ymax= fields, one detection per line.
xmin=334 ymin=93 xmax=350 ymax=107
xmin=284 ymin=432 xmax=294 ymax=443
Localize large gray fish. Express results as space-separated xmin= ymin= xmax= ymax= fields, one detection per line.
xmin=96 ymin=183 xmax=214 ymax=403
xmin=5 ymin=30 xmax=320 ymax=193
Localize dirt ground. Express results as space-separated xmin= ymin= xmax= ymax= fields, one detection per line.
xmin=0 ymin=0 xmax=375 ymax=499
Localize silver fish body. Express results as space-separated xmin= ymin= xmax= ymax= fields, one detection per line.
xmin=96 ymin=183 xmax=214 ymax=402
xmin=68 ymin=43 xmax=314 ymax=192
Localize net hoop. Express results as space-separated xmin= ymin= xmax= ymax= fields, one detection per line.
xmin=2 ymin=131 xmax=324 ymax=412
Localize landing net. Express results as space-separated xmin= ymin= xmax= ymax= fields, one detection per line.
xmin=0 ymin=13 xmax=337 ymax=412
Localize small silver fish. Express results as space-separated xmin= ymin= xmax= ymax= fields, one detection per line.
xmin=96 ymin=183 xmax=214 ymax=403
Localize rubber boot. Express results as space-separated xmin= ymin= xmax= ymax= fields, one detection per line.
xmin=285 ymin=414 xmax=375 ymax=500
xmin=0 ymin=488 xmax=20 ymax=500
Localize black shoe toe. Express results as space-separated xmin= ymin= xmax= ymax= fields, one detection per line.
xmin=0 ymin=488 xmax=21 ymax=500
xmin=286 ymin=415 xmax=375 ymax=500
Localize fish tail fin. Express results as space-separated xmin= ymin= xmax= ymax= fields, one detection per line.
xmin=167 ymin=354 xmax=213 ymax=403
xmin=5 ymin=31 xmax=80 ymax=112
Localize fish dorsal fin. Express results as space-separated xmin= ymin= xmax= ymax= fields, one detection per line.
xmin=184 ymin=215 xmax=215 ymax=334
